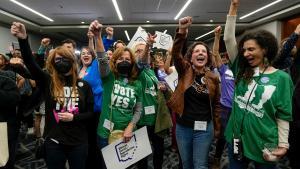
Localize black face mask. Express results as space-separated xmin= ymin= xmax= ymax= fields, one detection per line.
xmin=117 ymin=61 xmax=132 ymax=76
xmin=54 ymin=59 xmax=72 ymax=74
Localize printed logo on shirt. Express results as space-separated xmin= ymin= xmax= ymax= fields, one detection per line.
xmin=55 ymin=86 xmax=79 ymax=113
xmin=111 ymin=83 xmax=136 ymax=109
xmin=224 ymin=69 xmax=234 ymax=80
xmin=235 ymin=80 xmax=276 ymax=118
xmin=145 ymin=84 xmax=157 ymax=96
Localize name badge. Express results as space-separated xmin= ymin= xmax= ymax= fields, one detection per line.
xmin=194 ymin=121 xmax=207 ymax=131
xmin=103 ymin=119 xmax=114 ymax=130
xmin=144 ymin=105 xmax=155 ymax=115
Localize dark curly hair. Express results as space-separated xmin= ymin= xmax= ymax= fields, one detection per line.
xmin=185 ymin=41 xmax=212 ymax=68
xmin=236 ymin=30 xmax=278 ymax=84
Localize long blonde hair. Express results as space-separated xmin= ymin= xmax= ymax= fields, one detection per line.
xmin=46 ymin=46 xmax=78 ymax=104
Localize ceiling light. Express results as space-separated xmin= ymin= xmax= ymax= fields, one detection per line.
xmin=195 ymin=30 xmax=214 ymax=40
xmin=81 ymin=21 xmax=85 ymax=24
xmin=112 ymin=0 xmax=123 ymax=21
xmin=239 ymin=0 xmax=283 ymax=20
xmin=174 ymin=0 xmax=193 ymax=20
xmin=163 ymin=30 xmax=167 ymax=34
xmin=10 ymin=0 xmax=54 ymax=22
xmin=124 ymin=30 xmax=130 ymax=41
xmin=209 ymin=19 xmax=214 ymax=22
xmin=146 ymin=20 xmax=150 ymax=23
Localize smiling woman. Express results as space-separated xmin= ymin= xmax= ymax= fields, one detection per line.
xmin=167 ymin=16 xmax=221 ymax=169
xmin=224 ymin=29 xmax=294 ymax=169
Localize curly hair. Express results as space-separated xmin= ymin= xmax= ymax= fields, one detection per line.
xmin=109 ymin=47 xmax=138 ymax=82
xmin=236 ymin=30 xmax=278 ymax=84
xmin=46 ymin=46 xmax=78 ymax=104
xmin=185 ymin=41 xmax=212 ymax=68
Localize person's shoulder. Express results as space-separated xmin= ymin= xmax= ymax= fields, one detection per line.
xmin=0 ymin=70 xmax=15 ymax=80
xmin=77 ymin=79 xmax=91 ymax=89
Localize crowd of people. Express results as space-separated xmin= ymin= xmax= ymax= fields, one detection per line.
xmin=1 ymin=0 xmax=300 ymax=169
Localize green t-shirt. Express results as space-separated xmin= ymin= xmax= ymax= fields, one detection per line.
xmin=97 ymin=72 xmax=142 ymax=138
xmin=137 ymin=68 xmax=159 ymax=126
xmin=225 ymin=62 xmax=294 ymax=163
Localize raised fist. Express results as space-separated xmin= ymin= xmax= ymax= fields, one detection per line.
xmin=11 ymin=22 xmax=27 ymax=39
xmin=147 ymin=33 xmax=157 ymax=45
xmin=106 ymin=27 xmax=114 ymax=36
xmin=179 ymin=16 xmax=192 ymax=29
xmin=87 ymin=30 xmax=94 ymax=39
xmin=89 ymin=20 xmax=103 ymax=37
xmin=214 ymin=26 xmax=222 ymax=37
xmin=41 ymin=38 xmax=51 ymax=47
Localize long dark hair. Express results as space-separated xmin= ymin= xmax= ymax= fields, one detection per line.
xmin=236 ymin=30 xmax=278 ymax=84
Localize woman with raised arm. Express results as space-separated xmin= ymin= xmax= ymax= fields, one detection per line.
xmin=224 ymin=29 xmax=293 ymax=168
xmin=167 ymin=16 xmax=221 ymax=169
xmin=11 ymin=22 xmax=94 ymax=169
xmin=89 ymin=20 xmax=143 ymax=150
xmin=79 ymin=22 xmax=106 ymax=169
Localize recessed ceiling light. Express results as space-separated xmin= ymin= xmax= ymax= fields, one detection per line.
xmin=10 ymin=0 xmax=54 ymax=22
xmin=124 ymin=30 xmax=130 ymax=41
xmin=174 ymin=0 xmax=193 ymax=20
xmin=146 ymin=20 xmax=150 ymax=23
xmin=195 ymin=30 xmax=214 ymax=40
xmin=81 ymin=21 xmax=85 ymax=24
xmin=112 ymin=0 xmax=123 ymax=21
xmin=209 ymin=19 xmax=214 ymax=23
xmin=240 ymin=0 xmax=283 ymax=20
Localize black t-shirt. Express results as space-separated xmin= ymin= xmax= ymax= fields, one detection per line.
xmin=19 ymin=38 xmax=94 ymax=146
xmin=177 ymin=74 xmax=211 ymax=128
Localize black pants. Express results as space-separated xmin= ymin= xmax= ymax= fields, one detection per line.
xmin=85 ymin=112 xmax=102 ymax=169
xmin=136 ymin=125 xmax=164 ymax=169
xmin=288 ymin=122 xmax=300 ymax=169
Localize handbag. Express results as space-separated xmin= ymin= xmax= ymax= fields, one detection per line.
xmin=108 ymin=130 xmax=124 ymax=144
xmin=35 ymin=137 xmax=46 ymax=159
xmin=0 ymin=122 xmax=9 ymax=167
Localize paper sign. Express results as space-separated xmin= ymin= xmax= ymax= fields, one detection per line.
xmin=101 ymin=127 xmax=152 ymax=169
xmin=153 ymin=31 xmax=173 ymax=50
xmin=127 ymin=27 xmax=148 ymax=49
xmin=164 ymin=69 xmax=178 ymax=92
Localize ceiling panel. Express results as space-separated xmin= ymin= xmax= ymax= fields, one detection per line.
xmin=0 ymin=0 xmax=299 ymax=43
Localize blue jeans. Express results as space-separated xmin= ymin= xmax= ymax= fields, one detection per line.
xmin=176 ymin=122 xmax=214 ymax=169
xmin=45 ymin=139 xmax=88 ymax=169
xmin=227 ymin=143 xmax=276 ymax=169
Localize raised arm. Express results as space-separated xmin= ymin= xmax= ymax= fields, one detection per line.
xmin=87 ymin=30 xmax=95 ymax=52
xmin=139 ymin=33 xmax=157 ymax=66
xmin=89 ymin=20 xmax=110 ymax=77
xmin=224 ymin=0 xmax=239 ymax=63
xmin=10 ymin=22 xmax=47 ymax=81
xmin=213 ymin=26 xmax=223 ymax=68
xmin=273 ymin=24 xmax=300 ymax=69
xmin=103 ymin=27 xmax=115 ymax=51
xmin=164 ymin=48 xmax=174 ymax=74
xmin=172 ymin=16 xmax=192 ymax=76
